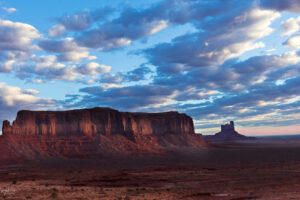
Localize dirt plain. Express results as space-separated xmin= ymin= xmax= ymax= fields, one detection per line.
xmin=1 ymin=139 xmax=300 ymax=200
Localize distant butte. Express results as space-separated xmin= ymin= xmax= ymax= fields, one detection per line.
xmin=0 ymin=107 xmax=209 ymax=164
xmin=204 ymin=121 xmax=253 ymax=142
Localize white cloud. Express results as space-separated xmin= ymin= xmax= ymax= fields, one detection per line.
xmin=39 ymin=37 xmax=94 ymax=62
xmin=0 ymin=82 xmax=53 ymax=109
xmin=281 ymin=17 xmax=300 ymax=37
xmin=0 ymin=60 xmax=14 ymax=72
xmin=2 ymin=7 xmax=17 ymax=14
xmin=77 ymin=62 xmax=111 ymax=75
xmin=15 ymin=55 xmax=112 ymax=83
xmin=208 ymin=8 xmax=279 ymax=64
xmin=0 ymin=82 xmax=55 ymax=125
xmin=0 ymin=19 xmax=40 ymax=52
xmin=59 ymin=50 xmax=90 ymax=62
xmin=148 ymin=20 xmax=169 ymax=35
xmin=283 ymin=34 xmax=300 ymax=49
xmin=48 ymin=24 xmax=66 ymax=38
xmin=34 ymin=79 xmax=44 ymax=84
xmin=275 ymin=51 xmax=300 ymax=65
xmin=261 ymin=48 xmax=277 ymax=54
xmin=146 ymin=8 xmax=281 ymax=73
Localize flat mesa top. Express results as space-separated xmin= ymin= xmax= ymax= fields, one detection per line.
xmin=17 ymin=107 xmax=183 ymax=116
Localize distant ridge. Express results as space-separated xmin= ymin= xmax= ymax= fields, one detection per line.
xmin=257 ymin=134 xmax=300 ymax=138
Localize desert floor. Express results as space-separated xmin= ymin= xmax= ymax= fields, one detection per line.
xmin=1 ymin=142 xmax=300 ymax=200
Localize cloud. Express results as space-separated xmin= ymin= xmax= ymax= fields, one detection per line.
xmin=38 ymin=37 xmax=95 ymax=62
xmin=77 ymin=62 xmax=111 ymax=75
xmin=266 ymin=65 xmax=300 ymax=82
xmin=0 ymin=19 xmax=40 ymax=52
xmin=2 ymin=7 xmax=17 ymax=14
xmin=0 ymin=82 xmax=55 ymax=124
xmin=101 ymin=73 xmax=123 ymax=84
xmin=66 ymin=73 xmax=300 ymax=128
xmin=182 ymin=74 xmax=300 ymax=126
xmin=100 ymin=65 xmax=153 ymax=84
xmin=74 ymin=0 xmax=237 ymax=50
xmin=144 ymin=7 xmax=279 ymax=74
xmin=47 ymin=7 xmax=113 ymax=38
xmin=280 ymin=16 xmax=300 ymax=36
xmin=0 ymin=19 xmax=108 ymax=84
xmin=59 ymin=7 xmax=113 ymax=31
xmin=48 ymin=25 xmax=66 ymax=38
xmin=14 ymin=55 xmax=111 ymax=83
xmin=260 ymin=0 xmax=300 ymax=12
xmin=151 ymin=51 xmax=300 ymax=98
xmin=63 ymin=50 xmax=300 ymax=132
xmin=0 ymin=19 xmax=41 ymax=74
xmin=15 ymin=55 xmax=79 ymax=82
xmin=0 ymin=16 xmax=149 ymax=84
xmin=59 ymin=1 xmax=300 ymax=130
xmin=73 ymin=5 xmax=171 ymax=49
xmin=283 ymin=34 xmax=300 ymax=49
xmin=74 ymin=19 xmax=165 ymax=50
xmin=0 ymin=60 xmax=14 ymax=73
xmin=65 ymin=84 xmax=175 ymax=110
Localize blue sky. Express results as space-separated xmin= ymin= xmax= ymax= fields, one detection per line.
xmin=1 ymin=0 xmax=300 ymax=135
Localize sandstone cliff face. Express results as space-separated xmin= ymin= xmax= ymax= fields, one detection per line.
xmin=0 ymin=108 xmax=208 ymax=163
xmin=2 ymin=107 xmax=195 ymax=137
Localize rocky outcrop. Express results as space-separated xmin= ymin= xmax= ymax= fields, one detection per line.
xmin=204 ymin=121 xmax=251 ymax=142
xmin=0 ymin=108 xmax=208 ymax=163
xmin=2 ymin=107 xmax=195 ymax=137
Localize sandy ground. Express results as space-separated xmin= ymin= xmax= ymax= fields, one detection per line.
xmin=1 ymin=142 xmax=300 ymax=199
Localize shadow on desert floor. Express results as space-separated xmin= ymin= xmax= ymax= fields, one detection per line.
xmin=1 ymin=140 xmax=300 ymax=199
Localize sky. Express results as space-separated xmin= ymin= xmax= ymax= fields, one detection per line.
xmin=0 ymin=0 xmax=300 ymax=136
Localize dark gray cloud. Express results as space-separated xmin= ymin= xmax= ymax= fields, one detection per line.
xmin=64 ymin=84 xmax=174 ymax=110
xmin=185 ymin=75 xmax=300 ymax=119
xmin=48 ymin=7 xmax=113 ymax=37
xmin=260 ymin=0 xmax=300 ymax=12
xmin=74 ymin=0 xmax=253 ymax=50
xmin=100 ymin=65 xmax=153 ymax=84
xmin=152 ymin=52 xmax=300 ymax=97
xmin=59 ymin=7 xmax=113 ymax=31
xmin=125 ymin=65 xmax=153 ymax=81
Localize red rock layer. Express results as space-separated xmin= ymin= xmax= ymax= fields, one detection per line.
xmin=2 ymin=107 xmax=195 ymax=137
xmin=0 ymin=133 xmax=209 ymax=165
xmin=0 ymin=108 xmax=209 ymax=163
